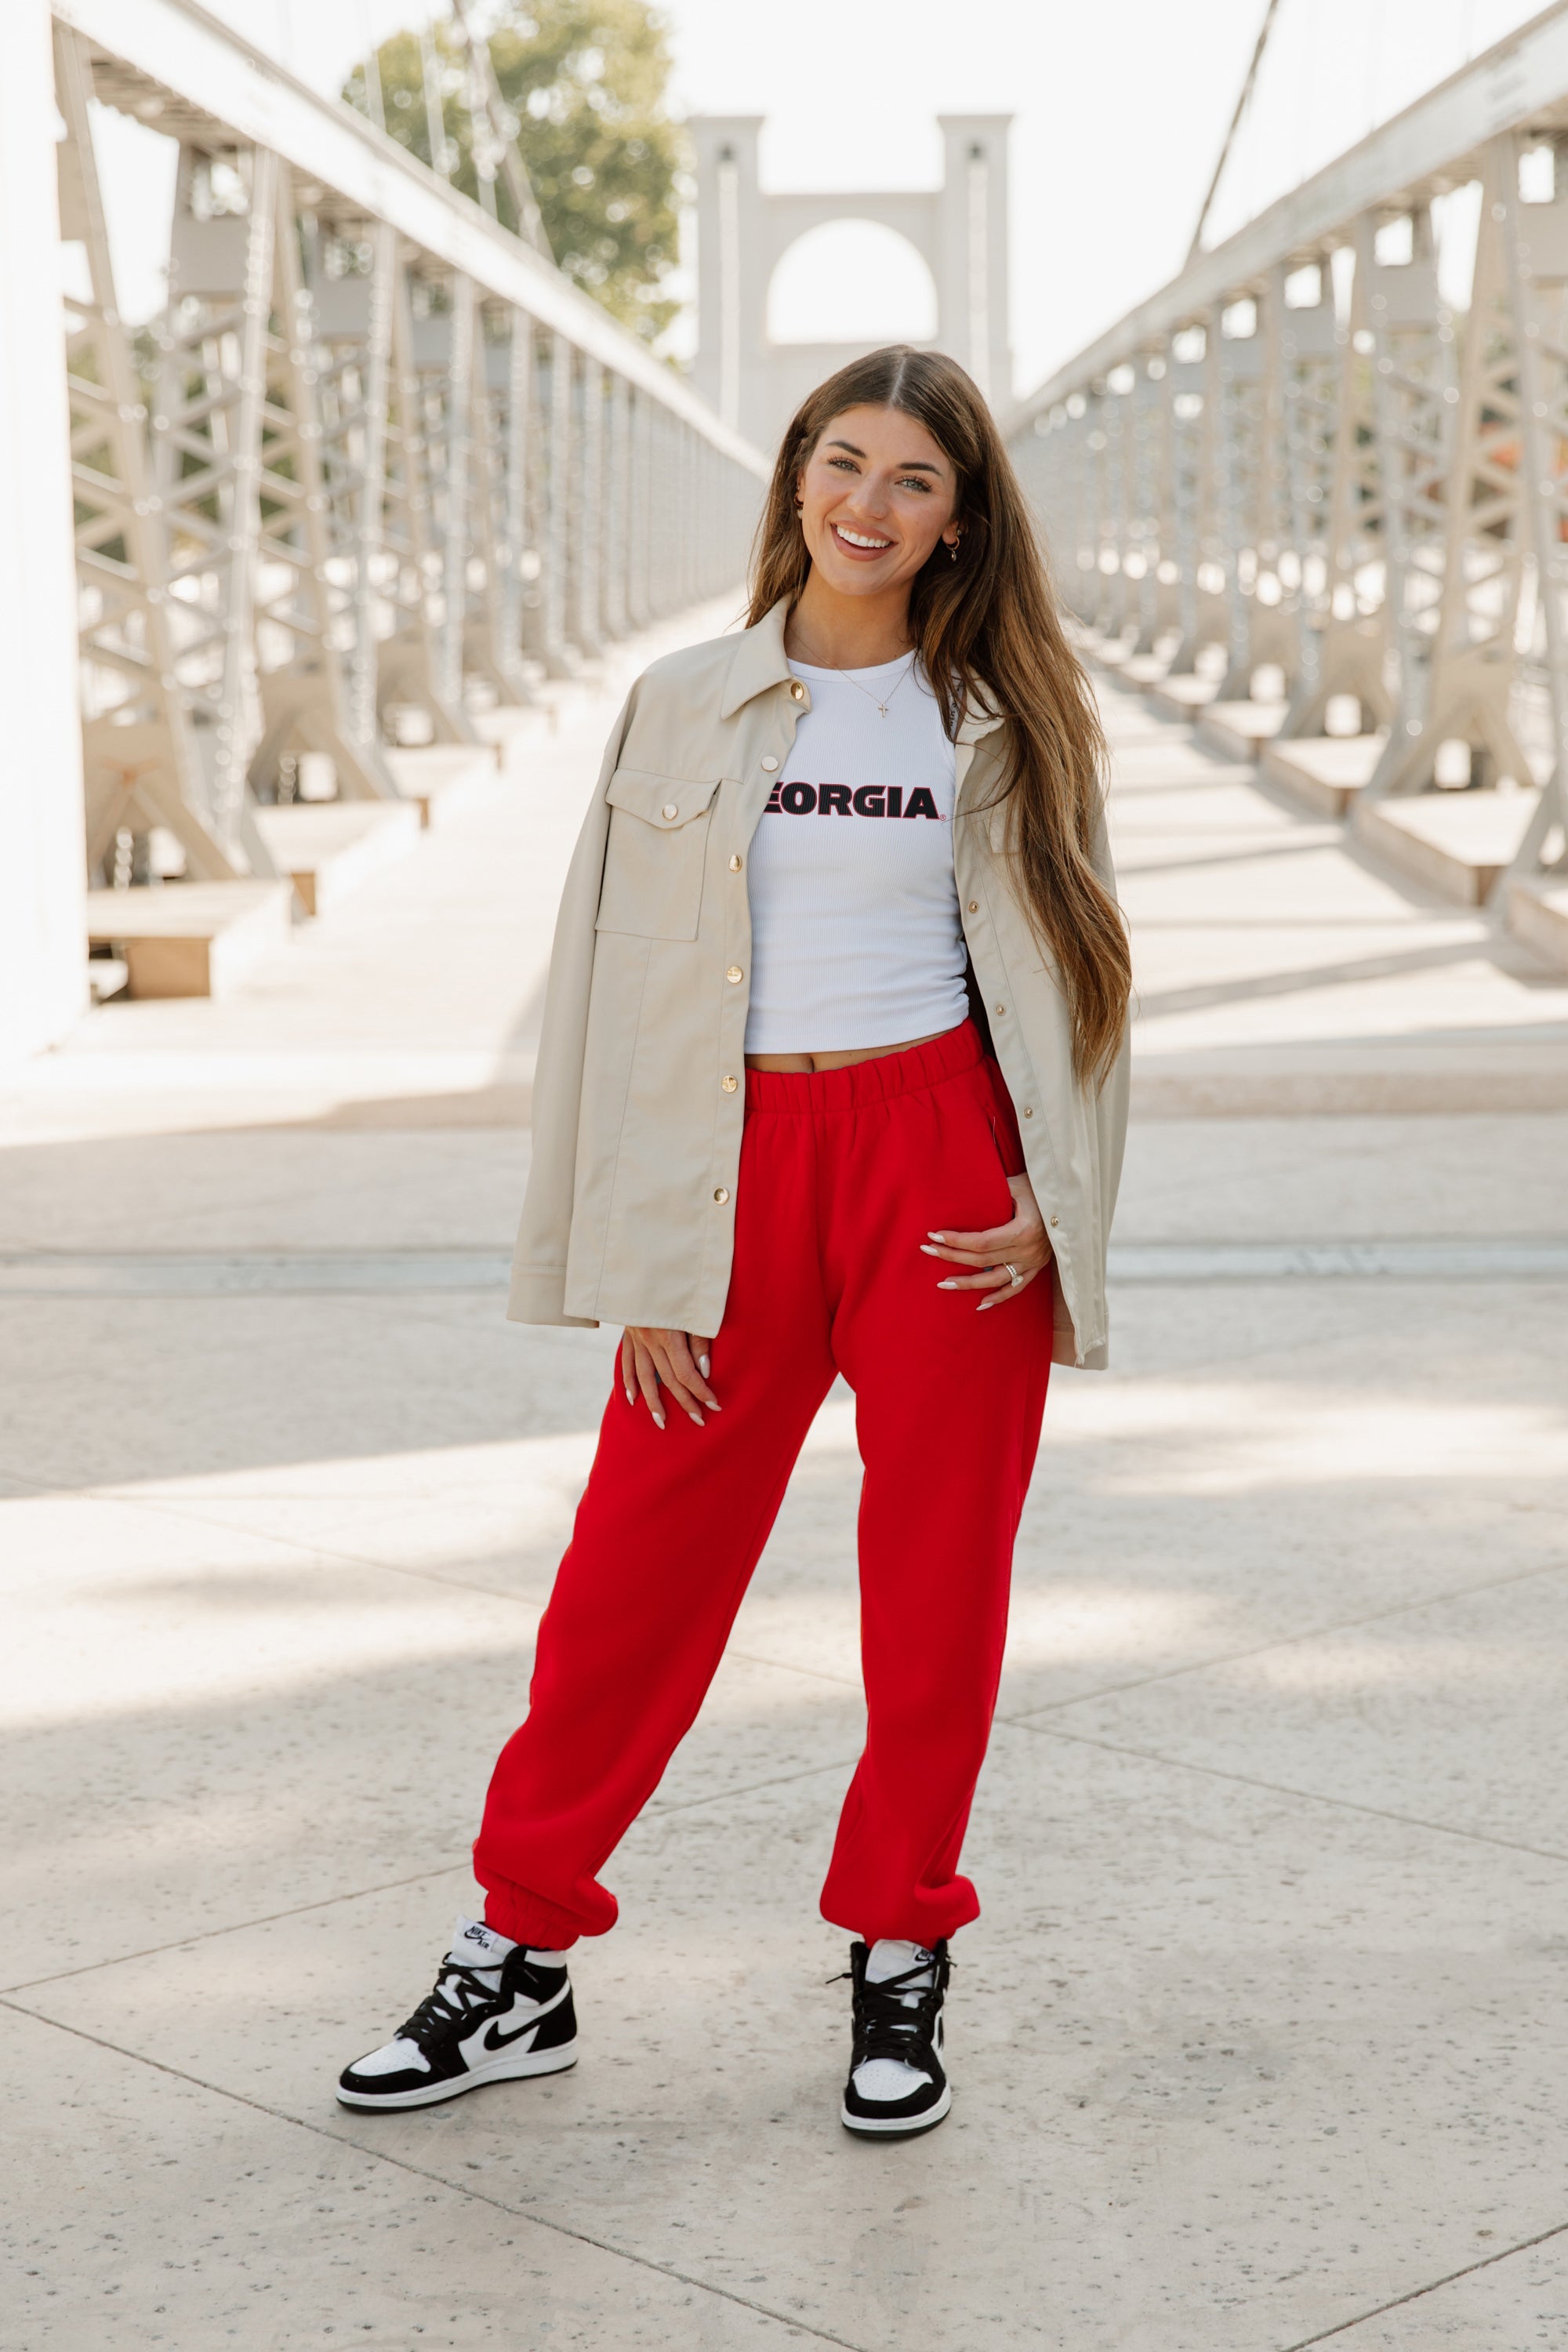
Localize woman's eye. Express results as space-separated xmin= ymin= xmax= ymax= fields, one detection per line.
xmin=898 ymin=475 xmax=931 ymax=492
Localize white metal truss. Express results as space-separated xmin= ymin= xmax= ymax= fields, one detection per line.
xmin=250 ymin=164 xmax=402 ymax=803
xmin=466 ymin=301 xmax=535 ymax=706
xmin=1376 ymin=144 xmax=1534 ymax=799
xmin=1215 ymin=296 xmax=1294 ymax=698
xmin=574 ymin=356 xmax=606 ymax=660
xmin=1499 ymin=130 xmax=1568 ymax=869
xmin=1011 ymin=2 xmax=1568 ymax=895
xmin=47 ymin=0 xmax=767 ymax=897
xmin=378 ymin=256 xmax=478 ymax=743
xmin=1165 ymin=327 xmax=1226 ymax=677
xmin=1127 ymin=358 xmax=1171 ymax=656
xmin=151 ymin=139 xmax=279 ymax=869
xmin=1277 ymin=259 xmax=1388 ymax=738
xmin=307 ymin=220 xmax=397 ymax=757
xmin=1360 ymin=205 xmax=1465 ymax=796
xmin=53 ymin=23 xmax=238 ymax=884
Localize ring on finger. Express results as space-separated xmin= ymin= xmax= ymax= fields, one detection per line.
xmin=1004 ymin=1261 xmax=1022 ymax=1287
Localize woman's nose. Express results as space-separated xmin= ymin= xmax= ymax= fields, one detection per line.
xmin=846 ymin=480 xmax=891 ymax=520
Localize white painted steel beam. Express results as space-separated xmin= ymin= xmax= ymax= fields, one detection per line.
xmin=1014 ymin=7 xmax=1568 ymax=906
xmin=51 ymin=0 xmax=767 ymax=477
xmin=0 ymin=0 xmax=87 ymax=1057
xmin=1009 ymin=2 xmax=1568 ymax=424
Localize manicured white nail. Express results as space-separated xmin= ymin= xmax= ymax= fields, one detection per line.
xmin=698 ymin=1353 xmax=710 ymax=1377
xmin=625 ymin=1385 xmax=634 ymax=1406
xmin=688 ymin=1411 xmax=704 ymax=1427
xmin=938 ymin=1279 xmax=958 ymax=1290
xmin=708 ymin=1399 xmax=722 ymax=1410
xmin=927 ymin=1231 xmax=946 ymax=1242
xmin=652 ymin=1410 xmax=666 ymax=1429
xmin=920 ymin=1243 xmax=942 ymax=1256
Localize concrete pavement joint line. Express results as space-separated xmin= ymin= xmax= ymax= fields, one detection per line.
xmin=995 ymin=1548 xmax=1568 ymax=1725
xmin=724 ymin=1646 xmax=864 ymax=1693
xmin=641 ymin=1752 xmax=862 ymax=1820
xmin=82 ymin=1484 xmax=564 ymax=1616
xmin=0 ymin=1761 xmax=862 ymax=1998
xmin=0 ymin=1458 xmax=571 ymax=1613
xmin=1131 ymin=942 xmax=1528 ymax=1027
xmin=1275 ymin=2216 xmax=1568 ymax=2349
xmin=1011 ymin=1720 xmax=1568 ymax=1870
xmin=0 ymin=1429 xmax=902 ymax=1708
xmin=0 ymin=1862 xmax=474 ymax=1997
xmin=6 ymin=1238 xmax=1568 ymax=1290
xmin=11 ymin=1433 xmax=1568 ymax=1740
xmin=0 ymin=1999 xmax=865 ymax=2352
xmin=1113 ymin=1239 xmax=1568 ymax=1279
xmin=13 ymin=1470 xmax=871 ymax=1706
xmin=0 ymin=1248 xmax=514 ymax=1296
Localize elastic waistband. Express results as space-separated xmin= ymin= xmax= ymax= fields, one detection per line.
xmin=743 ymin=1019 xmax=984 ymax=1115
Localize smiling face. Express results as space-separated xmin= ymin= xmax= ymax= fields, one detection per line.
xmin=794 ymin=404 xmax=962 ymax=601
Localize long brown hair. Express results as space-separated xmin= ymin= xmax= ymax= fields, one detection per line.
xmin=747 ymin=347 xmax=1130 ymax=1087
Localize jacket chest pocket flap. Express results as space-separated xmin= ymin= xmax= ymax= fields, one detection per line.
xmin=596 ymin=768 xmax=721 ymax=941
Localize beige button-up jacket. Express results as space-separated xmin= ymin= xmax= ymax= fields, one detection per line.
xmin=508 ymin=598 xmax=1130 ymax=1369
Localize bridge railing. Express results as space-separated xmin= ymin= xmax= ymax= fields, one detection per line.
xmin=51 ymin=0 xmax=768 ymax=890
xmin=1006 ymin=3 xmax=1568 ymax=909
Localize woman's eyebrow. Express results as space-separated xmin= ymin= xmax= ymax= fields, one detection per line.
xmin=824 ymin=438 xmax=945 ymax=474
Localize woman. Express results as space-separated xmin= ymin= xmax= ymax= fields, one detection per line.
xmin=338 ymin=346 xmax=1131 ymax=2140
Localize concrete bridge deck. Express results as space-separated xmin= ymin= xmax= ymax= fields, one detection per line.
xmin=4 ymin=615 xmax=1568 ymax=2350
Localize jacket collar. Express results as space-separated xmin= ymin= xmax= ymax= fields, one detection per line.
xmin=719 ymin=593 xmax=1006 ymax=744
xmin=720 ymin=598 xmax=792 ymax=719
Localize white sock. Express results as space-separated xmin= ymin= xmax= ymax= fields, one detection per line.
xmin=449 ymin=1916 xmax=568 ymax=1973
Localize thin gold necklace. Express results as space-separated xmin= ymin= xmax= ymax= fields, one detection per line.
xmin=793 ymin=648 xmax=916 ymax=720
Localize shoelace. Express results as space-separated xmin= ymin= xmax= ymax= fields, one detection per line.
xmin=397 ymin=1958 xmax=506 ymax=2051
xmin=833 ymin=1950 xmax=953 ymax=2071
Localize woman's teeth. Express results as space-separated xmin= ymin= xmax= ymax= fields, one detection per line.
xmin=835 ymin=526 xmax=891 ymax=550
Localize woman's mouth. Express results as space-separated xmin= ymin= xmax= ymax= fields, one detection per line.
xmin=830 ymin=523 xmax=894 ymax=560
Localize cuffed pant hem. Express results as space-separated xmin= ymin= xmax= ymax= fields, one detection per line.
xmin=478 ymin=1869 xmax=601 ymax=1951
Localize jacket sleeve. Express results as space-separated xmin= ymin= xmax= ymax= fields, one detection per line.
xmin=506 ymin=688 xmax=637 ymax=1327
xmin=1081 ymin=793 xmax=1131 ymax=1369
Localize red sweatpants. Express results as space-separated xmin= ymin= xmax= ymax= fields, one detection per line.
xmin=474 ymin=1019 xmax=1052 ymax=1951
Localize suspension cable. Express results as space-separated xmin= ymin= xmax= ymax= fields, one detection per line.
xmin=1187 ymin=0 xmax=1287 ymax=263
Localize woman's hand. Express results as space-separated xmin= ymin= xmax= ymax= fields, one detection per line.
xmin=621 ymin=1327 xmax=720 ymax=1429
xmin=921 ymin=1172 xmax=1052 ymax=1309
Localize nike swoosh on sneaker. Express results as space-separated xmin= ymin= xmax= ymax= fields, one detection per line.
xmin=476 ymin=1980 xmax=570 ymax=2054
xmin=482 ymin=2015 xmax=540 ymax=2053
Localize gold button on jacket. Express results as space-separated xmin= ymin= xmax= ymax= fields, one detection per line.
xmin=506 ymin=598 xmax=1131 ymax=1370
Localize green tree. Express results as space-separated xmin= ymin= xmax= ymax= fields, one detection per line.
xmin=350 ymin=3 xmax=684 ymax=345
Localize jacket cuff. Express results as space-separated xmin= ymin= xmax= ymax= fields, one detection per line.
xmin=506 ymin=1265 xmax=599 ymax=1329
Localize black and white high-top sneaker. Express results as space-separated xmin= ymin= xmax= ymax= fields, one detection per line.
xmin=839 ymin=1937 xmax=952 ymax=2139
xmin=337 ymin=1915 xmax=577 ymax=2111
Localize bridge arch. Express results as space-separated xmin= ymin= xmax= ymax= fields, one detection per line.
xmin=766 ymin=218 xmax=939 ymax=347
xmin=691 ymin=114 xmax=1011 ymax=451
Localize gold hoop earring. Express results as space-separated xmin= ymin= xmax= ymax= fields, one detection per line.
xmin=947 ymin=537 xmax=960 ymax=563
